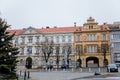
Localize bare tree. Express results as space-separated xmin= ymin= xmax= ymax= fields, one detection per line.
xmin=56 ymin=44 xmax=60 ymax=69
xmin=66 ymin=45 xmax=72 ymax=68
xmin=41 ymin=40 xmax=54 ymax=69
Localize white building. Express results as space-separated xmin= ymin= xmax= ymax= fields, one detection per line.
xmin=8 ymin=26 xmax=79 ymax=68
xmin=109 ymin=23 xmax=120 ymax=65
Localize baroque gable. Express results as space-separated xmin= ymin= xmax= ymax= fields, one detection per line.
xmin=82 ymin=17 xmax=100 ymax=31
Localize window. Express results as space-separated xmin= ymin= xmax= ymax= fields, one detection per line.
xmin=36 ymin=36 xmax=39 ymax=43
xmin=27 ymin=46 xmax=32 ymax=54
xmin=20 ymin=59 xmax=24 ymax=66
xmin=20 ymin=47 xmax=24 ymax=55
xmin=15 ymin=37 xmax=18 ymax=43
xmin=62 ymin=46 xmax=65 ymax=54
xmin=114 ymin=42 xmax=120 ymax=50
xmin=89 ymin=25 xmax=93 ymax=29
xmin=21 ymin=37 xmax=25 ymax=44
xmin=29 ymin=29 xmax=32 ymax=33
xmin=62 ymin=36 xmax=65 ymax=42
xmin=50 ymin=36 xmax=53 ymax=41
xmin=33 ymin=59 xmax=39 ymax=66
xmin=87 ymin=45 xmax=97 ymax=53
xmin=28 ymin=36 xmax=33 ymax=43
xmin=68 ymin=35 xmax=72 ymax=42
xmin=45 ymin=37 xmax=48 ymax=42
xmin=102 ymin=34 xmax=106 ymax=41
xmin=56 ymin=36 xmax=59 ymax=43
xmin=114 ymin=53 xmax=120 ymax=62
xmin=87 ymin=34 xmax=96 ymax=41
xmin=76 ymin=45 xmax=81 ymax=53
xmin=35 ymin=47 xmax=40 ymax=55
xmin=113 ymin=34 xmax=120 ymax=39
xmin=77 ymin=35 xmax=80 ymax=41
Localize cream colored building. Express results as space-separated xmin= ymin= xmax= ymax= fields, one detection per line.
xmin=8 ymin=26 xmax=79 ymax=68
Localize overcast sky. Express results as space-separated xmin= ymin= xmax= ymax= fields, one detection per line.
xmin=0 ymin=0 xmax=120 ymax=29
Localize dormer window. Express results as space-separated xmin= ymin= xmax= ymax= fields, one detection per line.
xmin=29 ymin=29 xmax=32 ymax=33
xmin=89 ymin=25 xmax=93 ymax=29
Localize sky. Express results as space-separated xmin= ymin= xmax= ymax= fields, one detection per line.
xmin=0 ymin=0 xmax=120 ymax=29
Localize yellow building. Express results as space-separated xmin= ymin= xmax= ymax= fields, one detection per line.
xmin=74 ymin=17 xmax=111 ymax=67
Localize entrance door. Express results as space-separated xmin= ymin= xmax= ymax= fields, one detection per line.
xmin=86 ymin=57 xmax=99 ymax=67
xmin=26 ymin=57 xmax=32 ymax=69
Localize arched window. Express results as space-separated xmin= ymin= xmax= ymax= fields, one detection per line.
xmin=20 ymin=59 xmax=24 ymax=66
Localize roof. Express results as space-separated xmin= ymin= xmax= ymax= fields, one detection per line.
xmin=7 ymin=26 xmax=81 ymax=35
xmin=7 ymin=29 xmax=22 ymax=35
xmin=39 ymin=26 xmax=81 ymax=33
xmin=6 ymin=25 xmax=109 ymax=35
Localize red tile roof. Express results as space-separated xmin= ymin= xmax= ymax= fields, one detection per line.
xmin=6 ymin=25 xmax=109 ymax=35
xmin=39 ymin=26 xmax=81 ymax=33
xmin=7 ymin=26 xmax=81 ymax=34
xmin=7 ymin=29 xmax=22 ymax=35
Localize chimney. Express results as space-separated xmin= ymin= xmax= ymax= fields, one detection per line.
xmin=103 ymin=22 xmax=107 ymax=25
xmin=74 ymin=22 xmax=76 ymax=27
xmin=46 ymin=26 xmax=49 ymax=28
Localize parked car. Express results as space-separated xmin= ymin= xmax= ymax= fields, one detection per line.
xmin=107 ymin=64 xmax=118 ymax=72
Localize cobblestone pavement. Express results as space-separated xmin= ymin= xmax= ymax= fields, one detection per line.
xmin=17 ymin=67 xmax=120 ymax=80
xmin=18 ymin=70 xmax=95 ymax=80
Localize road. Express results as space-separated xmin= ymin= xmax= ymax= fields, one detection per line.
xmin=72 ymin=73 xmax=120 ymax=80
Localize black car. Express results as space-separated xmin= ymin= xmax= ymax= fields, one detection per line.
xmin=107 ymin=64 xmax=118 ymax=72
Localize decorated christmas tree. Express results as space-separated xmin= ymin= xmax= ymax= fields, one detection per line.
xmin=0 ymin=17 xmax=19 ymax=79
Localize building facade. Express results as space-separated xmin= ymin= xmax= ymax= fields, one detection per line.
xmin=74 ymin=17 xmax=111 ymax=67
xmin=8 ymin=26 xmax=79 ymax=68
xmin=109 ymin=23 xmax=120 ymax=65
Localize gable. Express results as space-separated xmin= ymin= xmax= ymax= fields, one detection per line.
xmin=19 ymin=27 xmax=40 ymax=35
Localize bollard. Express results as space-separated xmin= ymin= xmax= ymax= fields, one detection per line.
xmin=98 ymin=68 xmax=100 ymax=72
xmin=46 ymin=68 xmax=47 ymax=71
xmin=48 ymin=68 xmax=50 ymax=72
xmin=71 ymin=68 xmax=73 ymax=72
xmin=20 ymin=70 xmax=21 ymax=76
xmin=108 ymin=68 xmax=110 ymax=72
xmin=79 ymin=68 xmax=82 ymax=72
xmin=89 ymin=68 xmax=91 ymax=72
xmin=24 ymin=70 xmax=26 ymax=80
xmin=56 ymin=68 xmax=57 ymax=71
xmin=28 ymin=71 xmax=30 ymax=79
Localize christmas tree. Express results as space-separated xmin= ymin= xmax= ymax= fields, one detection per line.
xmin=0 ymin=17 xmax=19 ymax=79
